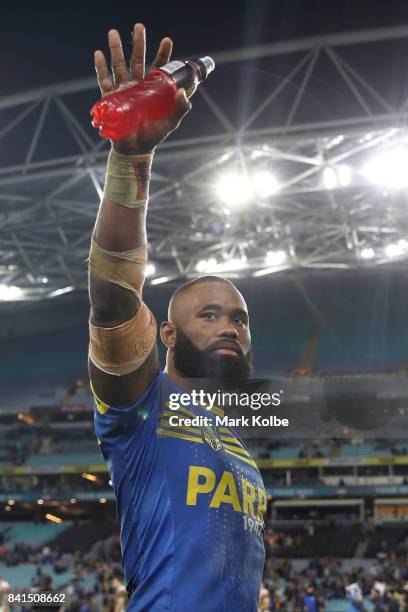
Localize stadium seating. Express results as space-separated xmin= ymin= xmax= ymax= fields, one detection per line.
xmin=49 ymin=522 xmax=117 ymax=553
xmin=4 ymin=522 xmax=71 ymax=546
xmin=0 ymin=562 xmax=73 ymax=589
xmin=26 ymin=453 xmax=102 ymax=466
xmin=364 ymin=525 xmax=408 ymax=557
xmin=270 ymin=525 xmax=362 ymax=558
xmin=0 ymin=328 xmax=87 ymax=385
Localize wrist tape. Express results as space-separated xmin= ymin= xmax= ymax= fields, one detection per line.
xmin=103 ymin=149 xmax=153 ymax=208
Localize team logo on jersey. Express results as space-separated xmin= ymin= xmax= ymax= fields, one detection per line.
xmin=202 ymin=424 xmax=223 ymax=451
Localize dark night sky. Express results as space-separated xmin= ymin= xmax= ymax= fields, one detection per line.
xmin=3 ymin=0 xmax=408 ymax=96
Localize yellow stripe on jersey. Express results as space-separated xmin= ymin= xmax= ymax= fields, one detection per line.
xmin=159 ymin=419 xmax=202 ymax=435
xmin=224 ymin=449 xmax=257 ymax=468
xmin=157 ymin=428 xmax=204 ymax=444
xmin=220 ymin=435 xmax=245 ymax=447
xmin=220 ymin=434 xmax=249 ymax=453
xmin=220 ymin=427 xmax=232 ymax=434
xmin=221 ymin=443 xmax=251 ymax=457
xmin=89 ymin=380 xmax=109 ymax=415
xmin=220 ymin=435 xmax=235 ymax=443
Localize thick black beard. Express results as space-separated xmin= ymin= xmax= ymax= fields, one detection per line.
xmin=173 ymin=327 xmax=253 ymax=390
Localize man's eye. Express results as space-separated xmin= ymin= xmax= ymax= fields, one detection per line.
xmin=202 ymin=312 xmax=217 ymax=320
xmin=234 ymin=317 xmax=246 ymax=326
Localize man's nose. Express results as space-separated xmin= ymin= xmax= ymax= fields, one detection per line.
xmin=217 ymin=321 xmax=239 ymax=338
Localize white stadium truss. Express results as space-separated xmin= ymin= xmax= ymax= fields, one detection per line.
xmin=2 ymin=25 xmax=408 ymax=299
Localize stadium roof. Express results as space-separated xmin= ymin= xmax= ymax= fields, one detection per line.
xmin=2 ymin=25 xmax=408 ymax=299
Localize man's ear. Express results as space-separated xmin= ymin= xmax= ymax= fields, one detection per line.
xmin=160 ymin=321 xmax=177 ymax=348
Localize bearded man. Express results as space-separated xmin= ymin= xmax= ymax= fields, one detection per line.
xmin=88 ymin=23 xmax=266 ymax=612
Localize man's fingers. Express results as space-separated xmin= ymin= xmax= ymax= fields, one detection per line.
xmin=176 ymin=88 xmax=192 ymax=111
xmin=167 ymin=88 xmax=192 ymax=129
xmin=149 ymin=37 xmax=173 ymax=72
xmin=130 ymin=23 xmax=146 ymax=81
xmin=108 ymin=29 xmax=129 ymax=87
xmin=94 ymin=50 xmax=113 ymax=95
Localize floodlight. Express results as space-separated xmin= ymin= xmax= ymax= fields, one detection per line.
xmin=215 ymin=173 xmax=251 ymax=207
xmin=151 ymin=276 xmax=169 ymax=285
xmin=48 ymin=286 xmax=74 ymax=298
xmin=322 ymin=167 xmax=338 ymax=189
xmin=196 ymin=260 xmax=207 ymax=272
xmin=360 ymin=247 xmax=375 ymax=259
xmin=337 ymin=165 xmax=352 ymax=187
xmin=0 ymin=285 xmax=24 ymax=300
xmin=217 ymin=258 xmax=246 ymax=272
xmin=384 ymin=240 xmax=408 ymax=257
xmin=145 ymin=263 xmax=156 ymax=277
xmin=265 ymin=250 xmax=287 ymax=266
xmin=362 ymin=148 xmax=408 ymax=189
xmin=252 ymin=171 xmax=280 ymax=197
xmin=205 ymin=259 xmax=218 ymax=273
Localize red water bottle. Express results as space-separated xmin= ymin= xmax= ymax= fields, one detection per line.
xmin=91 ymin=56 xmax=215 ymax=140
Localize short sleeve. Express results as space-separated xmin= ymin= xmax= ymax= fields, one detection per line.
xmin=91 ymin=370 xmax=161 ymax=445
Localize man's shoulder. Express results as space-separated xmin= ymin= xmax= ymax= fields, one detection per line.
xmin=92 ymin=368 xmax=166 ymax=417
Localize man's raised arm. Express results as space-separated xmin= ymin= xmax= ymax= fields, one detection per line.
xmin=88 ymin=24 xmax=191 ymax=407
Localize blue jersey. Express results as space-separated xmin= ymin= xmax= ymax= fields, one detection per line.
xmin=303 ymin=595 xmax=318 ymax=612
xmin=92 ymin=369 xmax=266 ymax=611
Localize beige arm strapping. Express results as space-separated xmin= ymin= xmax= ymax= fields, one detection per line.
xmin=88 ymin=148 xmax=157 ymax=376
xmin=88 ymin=237 xmax=147 ymax=300
xmin=89 ymin=302 xmax=157 ymax=376
xmin=88 ymin=238 xmax=156 ymax=376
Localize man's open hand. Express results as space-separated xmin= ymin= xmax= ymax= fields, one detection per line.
xmin=94 ymin=23 xmax=192 ymax=153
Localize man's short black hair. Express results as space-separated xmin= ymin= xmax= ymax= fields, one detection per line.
xmin=168 ymin=275 xmax=237 ymax=319
xmin=171 ymin=275 xmax=235 ymax=301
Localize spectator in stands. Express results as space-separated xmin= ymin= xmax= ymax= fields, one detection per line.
xmin=306 ymin=523 xmax=315 ymax=537
xmin=110 ymin=566 xmax=127 ymax=612
xmin=0 ymin=576 xmax=10 ymax=612
xmin=371 ymin=586 xmax=386 ymax=612
xmin=347 ymin=591 xmax=365 ymax=611
xmin=302 ymin=585 xmax=321 ymax=612
xmin=258 ymin=583 xmax=271 ymax=610
xmin=385 ymin=589 xmax=400 ymax=611
xmin=400 ymin=584 xmax=408 ymax=611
